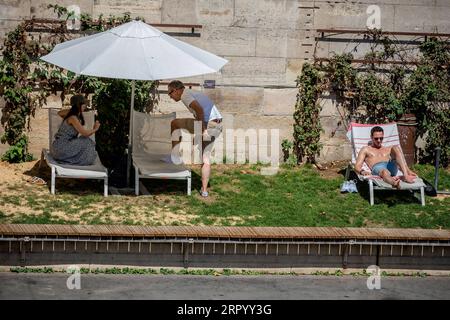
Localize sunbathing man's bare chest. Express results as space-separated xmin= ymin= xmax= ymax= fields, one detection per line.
xmin=365 ymin=146 xmax=392 ymax=165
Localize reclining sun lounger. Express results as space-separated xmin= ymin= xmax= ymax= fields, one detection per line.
xmin=40 ymin=109 xmax=108 ymax=196
xmin=346 ymin=122 xmax=426 ymax=206
xmin=132 ymin=110 xmax=191 ymax=195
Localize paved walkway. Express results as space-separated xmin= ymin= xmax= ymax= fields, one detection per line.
xmin=1 ymin=273 xmax=449 ymax=300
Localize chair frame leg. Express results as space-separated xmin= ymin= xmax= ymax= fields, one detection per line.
xmin=369 ymin=180 xmax=374 ymax=206
xmin=344 ymin=163 xmax=351 ymax=181
xmin=51 ymin=166 xmax=56 ymax=195
xmin=187 ymin=176 xmax=191 ymax=195
xmin=104 ymin=177 xmax=108 ymax=197
xmin=39 ymin=150 xmax=45 ymax=172
xmin=420 ymin=186 xmax=425 ymax=206
xmin=134 ymin=166 xmax=140 ymax=196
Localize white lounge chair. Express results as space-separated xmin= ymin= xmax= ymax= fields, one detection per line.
xmin=40 ymin=109 xmax=108 ymax=196
xmin=346 ymin=122 xmax=426 ymax=206
xmin=132 ymin=110 xmax=191 ymax=195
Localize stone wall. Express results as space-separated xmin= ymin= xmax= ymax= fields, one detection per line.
xmin=1 ymin=0 xmax=449 ymax=162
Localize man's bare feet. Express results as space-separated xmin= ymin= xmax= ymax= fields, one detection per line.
xmin=403 ymin=175 xmax=416 ymax=184
xmin=392 ymin=178 xmax=401 ymax=189
xmin=407 ymin=169 xmax=417 ymax=177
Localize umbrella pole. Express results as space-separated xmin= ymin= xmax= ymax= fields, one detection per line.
xmin=126 ymin=80 xmax=135 ymax=187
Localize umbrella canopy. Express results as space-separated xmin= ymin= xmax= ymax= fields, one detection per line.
xmin=40 ymin=20 xmax=228 ymax=80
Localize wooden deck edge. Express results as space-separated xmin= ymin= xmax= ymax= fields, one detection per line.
xmin=0 ymin=224 xmax=449 ymax=241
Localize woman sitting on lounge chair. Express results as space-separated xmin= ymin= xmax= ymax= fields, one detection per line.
xmin=51 ymin=95 xmax=100 ymax=166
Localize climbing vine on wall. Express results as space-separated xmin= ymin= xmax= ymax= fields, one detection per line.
xmin=293 ymin=63 xmax=326 ymax=164
xmin=402 ymin=39 xmax=450 ymax=166
xmin=0 ymin=22 xmax=44 ymax=162
xmin=94 ymin=79 xmax=159 ymax=171
xmin=0 ymin=6 xmax=158 ymax=164
xmin=292 ymin=30 xmax=449 ymax=166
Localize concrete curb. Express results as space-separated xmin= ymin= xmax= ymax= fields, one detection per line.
xmin=1 ymin=265 xmax=449 ymax=276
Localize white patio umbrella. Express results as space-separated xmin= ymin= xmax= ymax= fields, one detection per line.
xmin=40 ymin=20 xmax=228 ymax=184
xmin=41 ymin=20 xmax=227 ymax=80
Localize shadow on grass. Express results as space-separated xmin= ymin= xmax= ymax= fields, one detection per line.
xmin=140 ymin=170 xmax=202 ymax=196
xmin=30 ymin=158 xmax=203 ymax=197
xmin=337 ymin=166 xmax=358 ymax=181
xmin=28 ymin=159 xmax=106 ymax=196
xmin=337 ymin=166 xmax=423 ymax=206
xmin=24 ymin=159 xmax=48 ymax=180
xmin=356 ymin=180 xmax=423 ymax=207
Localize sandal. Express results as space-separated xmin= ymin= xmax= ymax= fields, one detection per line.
xmin=27 ymin=176 xmax=47 ymax=185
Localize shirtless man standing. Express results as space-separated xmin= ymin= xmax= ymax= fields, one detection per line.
xmin=355 ymin=126 xmax=417 ymax=189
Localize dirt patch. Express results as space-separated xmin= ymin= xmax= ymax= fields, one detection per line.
xmin=200 ymin=163 xmax=260 ymax=175
xmin=315 ymin=161 xmax=349 ymax=180
xmin=0 ymin=160 xmax=49 ymax=216
xmin=217 ymin=178 xmax=242 ymax=195
xmin=435 ymin=194 xmax=450 ymax=201
xmin=210 ymin=215 xmax=260 ymax=226
xmin=0 ymin=160 xmax=39 ymax=184
xmin=362 ymin=218 xmax=392 ymax=228
xmin=0 ymin=159 xmax=202 ymax=225
xmin=155 ymin=209 xmax=198 ymax=225
xmin=195 ymin=194 xmax=217 ymax=204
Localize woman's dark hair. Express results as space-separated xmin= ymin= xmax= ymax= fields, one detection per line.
xmin=64 ymin=94 xmax=88 ymax=125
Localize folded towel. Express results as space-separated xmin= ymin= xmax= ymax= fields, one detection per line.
xmin=161 ymin=154 xmax=183 ymax=165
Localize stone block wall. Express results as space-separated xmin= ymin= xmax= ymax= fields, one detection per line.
xmin=1 ymin=0 xmax=449 ymax=163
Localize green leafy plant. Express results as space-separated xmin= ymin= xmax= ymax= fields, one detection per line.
xmin=47 ymin=4 xmax=71 ymax=19
xmin=327 ymin=53 xmax=357 ymax=95
xmin=281 ymin=139 xmax=297 ymax=166
xmin=0 ymin=22 xmax=41 ymax=162
xmin=94 ymin=79 xmax=159 ymax=173
xmin=281 ymin=139 xmax=293 ymax=162
xmin=402 ymin=38 xmax=450 ymax=166
xmin=356 ymin=72 xmax=402 ymax=123
xmin=1 ymin=135 xmax=34 ymax=163
xmin=301 ymin=33 xmax=450 ymax=167
xmin=293 ymin=63 xmax=325 ymax=164
xmin=0 ymin=6 xmax=159 ymax=166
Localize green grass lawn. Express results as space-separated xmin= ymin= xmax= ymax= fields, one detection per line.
xmin=184 ymin=164 xmax=450 ymax=228
xmin=0 ymin=163 xmax=449 ymax=228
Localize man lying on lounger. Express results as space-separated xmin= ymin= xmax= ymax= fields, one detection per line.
xmin=355 ymin=126 xmax=417 ymax=189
